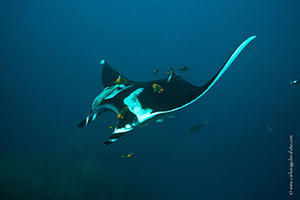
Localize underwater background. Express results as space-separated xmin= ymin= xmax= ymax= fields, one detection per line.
xmin=0 ymin=0 xmax=299 ymax=199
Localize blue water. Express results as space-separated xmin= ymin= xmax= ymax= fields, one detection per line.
xmin=1 ymin=0 xmax=299 ymax=199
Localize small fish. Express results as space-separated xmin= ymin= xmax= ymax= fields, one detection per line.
xmin=166 ymin=114 xmax=174 ymax=118
xmin=152 ymin=84 xmax=164 ymax=94
xmin=291 ymin=80 xmax=299 ymax=85
xmin=153 ymin=69 xmax=159 ymax=75
xmin=122 ymin=152 xmax=133 ymax=158
xmin=167 ymin=67 xmax=174 ymax=76
xmin=179 ymin=66 xmax=198 ymax=72
xmin=180 ymin=66 xmax=189 ymax=72
xmin=155 ymin=116 xmax=164 ymax=122
xmin=117 ymin=105 xmax=129 ymax=119
xmin=108 ymin=125 xmax=115 ymax=130
xmin=266 ymin=126 xmax=273 ymax=132
xmin=115 ymin=76 xmax=127 ymax=85
xmin=188 ymin=121 xmax=207 ymax=133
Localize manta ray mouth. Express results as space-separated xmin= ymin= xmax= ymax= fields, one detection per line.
xmin=77 ymin=104 xmax=119 ymax=128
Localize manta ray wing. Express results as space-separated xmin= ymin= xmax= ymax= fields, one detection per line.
xmin=101 ymin=61 xmax=143 ymax=87
xmin=118 ymin=35 xmax=257 ymax=118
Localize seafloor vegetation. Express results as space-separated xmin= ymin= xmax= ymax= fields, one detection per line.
xmin=0 ymin=145 xmax=139 ymax=200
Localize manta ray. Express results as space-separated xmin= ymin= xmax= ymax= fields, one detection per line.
xmin=78 ymin=36 xmax=256 ymax=146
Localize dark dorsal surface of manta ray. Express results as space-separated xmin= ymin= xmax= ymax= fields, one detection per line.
xmin=78 ymin=36 xmax=256 ymax=146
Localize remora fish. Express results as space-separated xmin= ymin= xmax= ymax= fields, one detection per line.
xmin=78 ymin=36 xmax=256 ymax=146
xmin=91 ymin=84 xmax=121 ymax=110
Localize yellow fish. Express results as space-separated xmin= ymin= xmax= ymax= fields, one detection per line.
xmin=115 ymin=76 xmax=127 ymax=85
xmin=179 ymin=66 xmax=198 ymax=73
xmin=117 ymin=105 xmax=128 ymax=119
xmin=167 ymin=67 xmax=174 ymax=76
xmin=180 ymin=66 xmax=189 ymax=72
xmin=122 ymin=152 xmax=133 ymax=158
xmin=108 ymin=125 xmax=115 ymax=130
xmin=152 ymin=84 xmax=164 ymax=94
xmin=153 ymin=69 xmax=159 ymax=75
